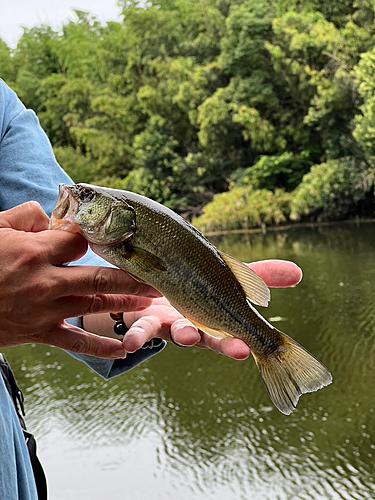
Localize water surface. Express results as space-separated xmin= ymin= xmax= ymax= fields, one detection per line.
xmin=4 ymin=224 xmax=375 ymax=499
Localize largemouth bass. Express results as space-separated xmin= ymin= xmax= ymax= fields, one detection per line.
xmin=50 ymin=183 xmax=332 ymax=414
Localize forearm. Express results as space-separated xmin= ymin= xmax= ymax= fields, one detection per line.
xmin=0 ymin=80 xmax=165 ymax=372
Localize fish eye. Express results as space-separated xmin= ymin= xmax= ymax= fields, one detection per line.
xmin=79 ymin=188 xmax=96 ymax=203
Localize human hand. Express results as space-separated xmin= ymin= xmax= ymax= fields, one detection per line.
xmin=0 ymin=202 xmax=161 ymax=358
xmin=121 ymin=260 xmax=302 ymax=360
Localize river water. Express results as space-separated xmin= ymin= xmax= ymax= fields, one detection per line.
xmin=4 ymin=224 xmax=375 ymax=499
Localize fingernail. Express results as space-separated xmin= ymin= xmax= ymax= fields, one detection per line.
xmin=173 ymin=326 xmax=199 ymax=346
xmin=111 ymin=348 xmax=127 ymax=359
xmin=148 ymin=289 xmax=162 ymax=298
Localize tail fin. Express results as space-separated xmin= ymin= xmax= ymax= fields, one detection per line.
xmin=252 ymin=331 xmax=332 ymax=415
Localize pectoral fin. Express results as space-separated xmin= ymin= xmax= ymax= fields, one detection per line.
xmin=188 ymin=319 xmax=233 ymax=340
xmin=122 ymin=245 xmax=167 ymax=272
xmin=219 ymin=251 xmax=270 ymax=307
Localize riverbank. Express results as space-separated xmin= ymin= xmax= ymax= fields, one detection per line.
xmin=202 ymin=217 xmax=375 ymax=237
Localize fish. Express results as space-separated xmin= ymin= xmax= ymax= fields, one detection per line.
xmin=50 ymin=183 xmax=332 ymax=415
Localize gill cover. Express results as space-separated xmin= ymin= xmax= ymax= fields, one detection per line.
xmin=73 ymin=184 xmax=136 ymax=244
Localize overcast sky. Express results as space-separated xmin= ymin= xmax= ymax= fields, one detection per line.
xmin=0 ymin=0 xmax=122 ymax=47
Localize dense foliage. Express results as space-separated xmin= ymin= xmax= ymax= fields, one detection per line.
xmin=2 ymin=0 xmax=375 ymax=229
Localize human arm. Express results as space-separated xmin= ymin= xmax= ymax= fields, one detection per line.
xmin=0 ymin=202 xmax=162 ymax=358
xmin=83 ymin=260 xmax=302 ymax=361
xmin=0 ymin=79 xmax=167 ymax=375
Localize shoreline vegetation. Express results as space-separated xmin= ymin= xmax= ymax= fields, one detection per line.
xmin=202 ymin=217 xmax=375 ymax=237
xmin=2 ymin=1 xmax=375 ymax=231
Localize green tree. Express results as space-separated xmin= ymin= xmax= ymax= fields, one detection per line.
xmin=4 ymin=0 xmax=375 ymax=225
xmin=0 ymin=38 xmax=14 ymax=83
xmin=290 ymin=158 xmax=373 ymax=221
xmin=354 ymin=48 xmax=375 ymax=166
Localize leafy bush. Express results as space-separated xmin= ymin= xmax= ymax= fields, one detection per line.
xmin=193 ymin=187 xmax=291 ymax=232
xmin=290 ymin=158 xmax=374 ymax=221
xmin=233 ymin=151 xmax=312 ymax=191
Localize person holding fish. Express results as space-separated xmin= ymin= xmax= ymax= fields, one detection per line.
xmin=0 ymin=77 xmax=304 ymax=500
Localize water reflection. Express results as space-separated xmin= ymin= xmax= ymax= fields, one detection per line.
xmin=4 ymin=224 xmax=375 ymax=499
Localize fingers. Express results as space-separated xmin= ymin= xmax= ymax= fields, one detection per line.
xmin=170 ymin=319 xmax=200 ymax=346
xmin=122 ymin=316 xmax=162 ymax=352
xmin=0 ymin=201 xmax=49 ymax=231
xmin=248 ymin=260 xmax=303 ymax=288
xmin=170 ymin=325 xmax=250 ymax=360
xmin=121 ymin=310 xmax=249 ymax=361
xmin=58 ymin=294 xmax=153 ymax=321
xmin=197 ymin=335 xmax=251 ymax=360
xmin=121 ymin=311 xmax=200 ymax=352
xmin=219 ymin=338 xmax=251 ymax=360
xmin=44 ymin=230 xmax=89 ymax=265
xmin=43 ymin=322 xmax=127 ymax=359
xmin=52 ymin=265 xmax=162 ymax=299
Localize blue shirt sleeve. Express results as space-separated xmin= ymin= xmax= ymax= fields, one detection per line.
xmin=0 ymin=79 xmax=165 ymax=379
xmin=0 ymin=373 xmax=38 ymax=500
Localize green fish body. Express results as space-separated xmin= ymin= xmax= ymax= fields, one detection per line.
xmin=51 ymin=183 xmax=332 ymax=414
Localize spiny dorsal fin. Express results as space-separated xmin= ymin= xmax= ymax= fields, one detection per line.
xmin=219 ymin=251 xmax=270 ymax=307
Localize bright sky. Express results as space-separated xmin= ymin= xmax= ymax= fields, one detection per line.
xmin=0 ymin=0 xmax=123 ymax=47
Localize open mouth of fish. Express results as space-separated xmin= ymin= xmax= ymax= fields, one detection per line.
xmin=49 ymin=184 xmax=81 ymax=233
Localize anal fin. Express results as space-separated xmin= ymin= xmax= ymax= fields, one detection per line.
xmin=188 ymin=319 xmax=234 ymax=340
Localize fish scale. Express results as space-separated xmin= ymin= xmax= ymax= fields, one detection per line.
xmin=50 ymin=183 xmax=333 ymax=415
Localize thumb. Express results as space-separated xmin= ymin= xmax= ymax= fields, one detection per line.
xmin=43 ymin=322 xmax=126 ymax=359
xmin=248 ymin=260 xmax=303 ymax=288
xmin=0 ymin=201 xmax=50 ymax=232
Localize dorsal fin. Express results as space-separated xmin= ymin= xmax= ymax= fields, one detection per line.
xmin=219 ymin=251 xmax=270 ymax=307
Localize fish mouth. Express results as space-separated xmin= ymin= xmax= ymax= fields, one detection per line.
xmin=49 ymin=184 xmax=81 ymax=233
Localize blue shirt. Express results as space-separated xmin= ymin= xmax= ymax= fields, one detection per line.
xmin=0 ymin=79 xmax=165 ymax=499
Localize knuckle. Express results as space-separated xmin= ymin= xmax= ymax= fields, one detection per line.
xmin=93 ymin=268 xmax=114 ymax=294
xmin=80 ymin=296 xmax=100 ymax=316
xmin=118 ymin=296 xmax=131 ymax=310
xmin=142 ymin=316 xmax=160 ymax=334
xmin=19 ymin=240 xmax=46 ymax=267
xmin=70 ymin=337 xmax=89 ymax=355
xmin=25 ymin=200 xmax=44 ymax=216
xmin=70 ymin=335 xmax=107 ymax=358
xmin=29 ymin=279 xmax=55 ymax=301
xmin=172 ymin=318 xmax=191 ymax=329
